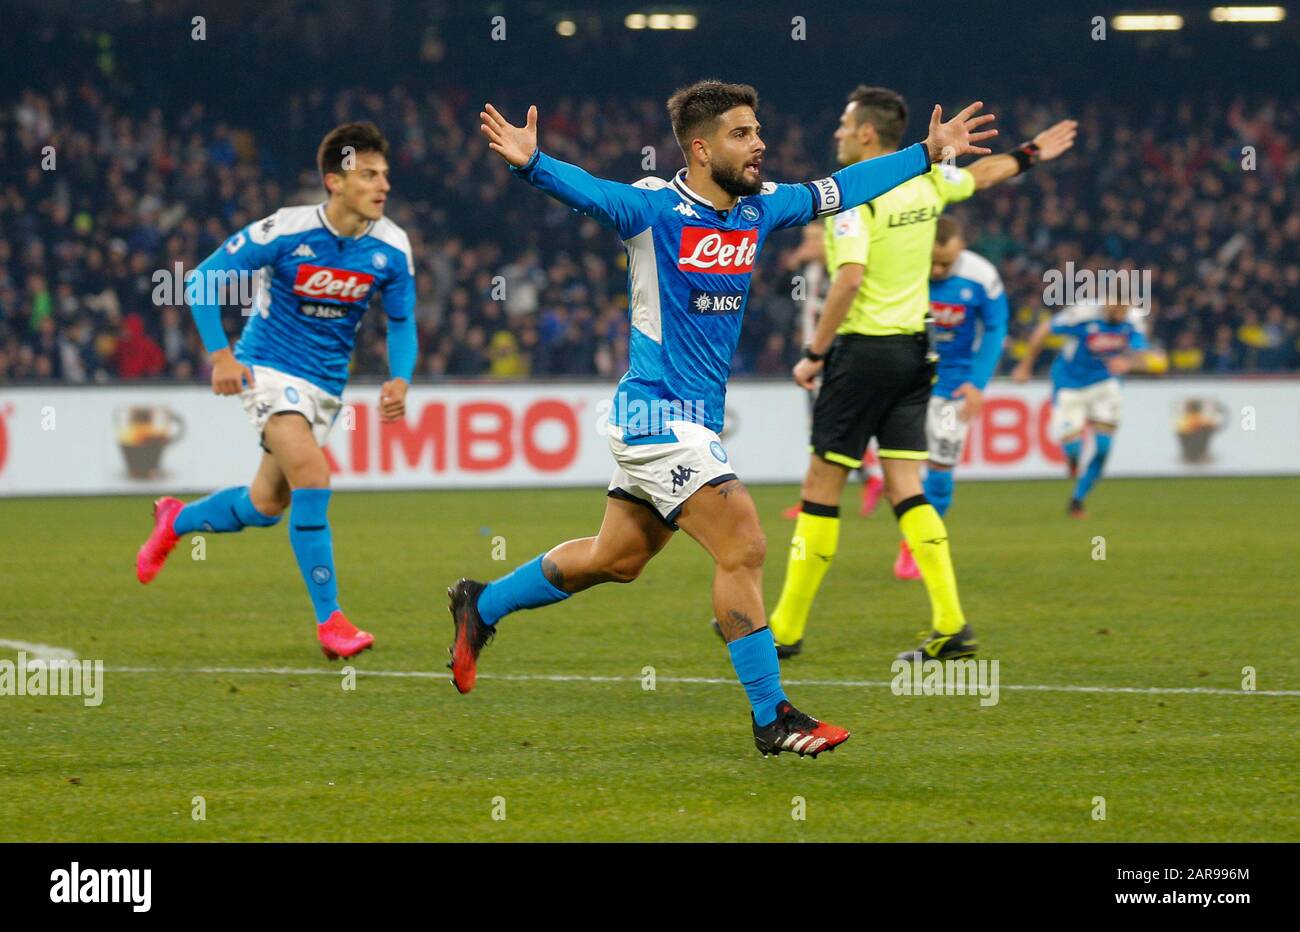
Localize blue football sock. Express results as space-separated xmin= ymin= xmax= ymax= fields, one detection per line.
xmin=1073 ymin=434 xmax=1112 ymax=502
xmin=923 ymin=469 xmax=955 ymax=517
xmin=476 ymin=554 xmax=570 ymax=626
xmin=1063 ymin=438 xmax=1083 ymax=472
xmin=173 ymin=486 xmax=281 ymax=534
xmin=727 ymin=628 xmax=787 ymax=727
xmin=288 ymin=488 xmax=339 ymax=624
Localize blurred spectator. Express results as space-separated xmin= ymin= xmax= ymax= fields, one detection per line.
xmin=111 ymin=313 xmax=165 ymax=379
xmin=1 ymin=54 xmax=1297 ymax=385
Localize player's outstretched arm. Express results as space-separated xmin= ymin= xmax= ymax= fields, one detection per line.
xmin=480 ymin=103 xmax=654 ymax=239
xmin=822 ymin=102 xmax=998 ymax=222
xmin=188 ymin=237 xmax=275 ymax=394
xmin=1012 ymin=315 xmax=1053 ymax=382
xmin=967 ymin=119 xmax=1078 ymax=191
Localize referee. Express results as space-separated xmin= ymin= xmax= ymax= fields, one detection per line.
xmin=768 ymin=85 xmax=1076 ymax=660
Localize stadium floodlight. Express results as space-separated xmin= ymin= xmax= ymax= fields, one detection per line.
xmin=1111 ymin=13 xmax=1185 ymax=30
xmin=624 ymin=13 xmax=647 ymax=29
xmin=1210 ymin=6 xmax=1287 ymax=21
xmin=556 ymin=19 xmax=576 ymax=36
xmin=647 ymin=13 xmax=674 ymax=29
xmin=672 ymin=14 xmax=698 ymax=29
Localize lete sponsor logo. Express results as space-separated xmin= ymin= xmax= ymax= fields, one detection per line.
xmin=292 ymin=264 xmax=375 ymax=302
xmin=930 ymin=301 xmax=968 ymax=328
xmin=678 ymin=228 xmax=758 ymax=273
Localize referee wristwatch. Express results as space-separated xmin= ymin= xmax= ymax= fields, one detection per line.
xmin=802 ymin=345 xmax=826 ymax=363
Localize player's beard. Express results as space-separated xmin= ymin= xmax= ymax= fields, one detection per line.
xmin=711 ymin=160 xmax=762 ymax=198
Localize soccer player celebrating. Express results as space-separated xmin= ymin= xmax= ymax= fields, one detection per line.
xmin=450 ymin=81 xmax=995 ymax=758
xmin=135 ymin=123 xmax=417 ymax=660
xmin=1013 ymin=302 xmax=1166 ymax=517
xmin=892 ymin=217 xmax=1010 ymax=580
xmin=766 ymin=86 xmax=1075 ymax=661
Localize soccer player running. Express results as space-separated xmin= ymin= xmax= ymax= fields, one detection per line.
xmin=766 ymin=85 xmax=1075 ymax=661
xmin=136 ymin=123 xmax=417 ymax=660
xmin=1013 ymin=303 xmax=1166 ymax=517
xmin=449 ymin=81 xmax=995 ymax=758
xmin=892 ymin=216 xmax=1010 ymax=580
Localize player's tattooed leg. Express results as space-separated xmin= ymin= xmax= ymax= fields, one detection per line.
xmin=541 ymin=555 xmax=567 ymax=590
xmin=715 ymin=478 xmax=745 ymax=499
xmin=716 ymin=608 xmax=757 ymax=641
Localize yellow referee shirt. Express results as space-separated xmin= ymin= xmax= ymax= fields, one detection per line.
xmin=823 ymin=163 xmax=976 ymax=335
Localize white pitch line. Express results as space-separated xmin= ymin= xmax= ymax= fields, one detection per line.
xmin=0 ymin=639 xmax=78 ymax=662
xmin=100 ymin=666 xmax=1300 ymax=698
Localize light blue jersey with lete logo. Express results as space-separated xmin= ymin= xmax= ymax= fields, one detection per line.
xmin=929 ymin=248 xmax=1010 ymax=399
xmin=1049 ymin=304 xmax=1148 ymax=391
xmin=509 ymin=144 xmax=932 ymax=435
xmin=187 ymin=204 xmax=418 ymax=396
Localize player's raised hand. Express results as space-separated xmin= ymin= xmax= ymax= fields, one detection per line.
xmin=1033 ymin=119 xmax=1079 ymax=162
xmin=379 ymin=378 xmax=409 ymax=422
xmin=924 ymin=102 xmax=998 ymax=162
xmin=480 ymin=103 xmax=538 ymax=168
xmin=210 ymin=348 xmax=254 ymax=395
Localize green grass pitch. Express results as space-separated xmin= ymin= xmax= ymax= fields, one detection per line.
xmin=1 ymin=477 xmax=1296 ymax=841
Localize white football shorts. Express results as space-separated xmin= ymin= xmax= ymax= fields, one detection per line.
xmin=240 ymin=365 xmax=343 ymax=447
xmin=1051 ymin=378 xmax=1123 ymax=441
xmin=925 ymin=394 xmax=971 ymax=467
xmin=607 ymin=420 xmax=738 ymax=529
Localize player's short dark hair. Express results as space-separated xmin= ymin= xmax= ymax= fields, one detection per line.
xmin=936 ymin=215 xmax=963 ymax=244
xmin=666 ymin=80 xmax=759 ymax=154
xmin=846 ymin=85 xmax=908 ymax=150
xmin=317 ymin=122 xmax=390 ymax=180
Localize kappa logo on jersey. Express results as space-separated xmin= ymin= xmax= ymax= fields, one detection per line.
xmin=689 ymin=290 xmax=745 ymax=315
xmin=292 ymin=264 xmax=375 ymax=303
xmin=678 ymin=228 xmax=758 ymax=273
xmin=930 ymin=301 xmax=968 ymax=328
xmin=292 ymin=244 xmax=317 ymax=259
xmin=1085 ymin=330 xmax=1131 ymax=354
xmin=673 ymin=201 xmax=699 ymax=219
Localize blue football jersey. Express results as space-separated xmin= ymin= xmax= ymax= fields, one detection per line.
xmin=929 ymin=249 xmax=1010 ymax=399
xmin=511 ymin=145 xmax=930 ymax=434
xmin=1049 ymin=305 xmax=1149 ymax=390
xmin=192 ymin=205 xmax=416 ymax=395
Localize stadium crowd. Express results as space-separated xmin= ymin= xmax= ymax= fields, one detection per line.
xmin=2 ymin=76 xmax=1297 ymax=384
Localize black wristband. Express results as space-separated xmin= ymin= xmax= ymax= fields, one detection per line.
xmin=803 ymin=345 xmax=825 ymax=363
xmin=1010 ymin=141 xmax=1041 ymax=174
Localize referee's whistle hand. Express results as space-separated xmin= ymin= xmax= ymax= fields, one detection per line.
xmin=793 ymin=358 xmax=823 ymax=390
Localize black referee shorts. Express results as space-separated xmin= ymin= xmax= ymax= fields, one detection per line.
xmin=809 ymin=332 xmax=934 ymax=468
